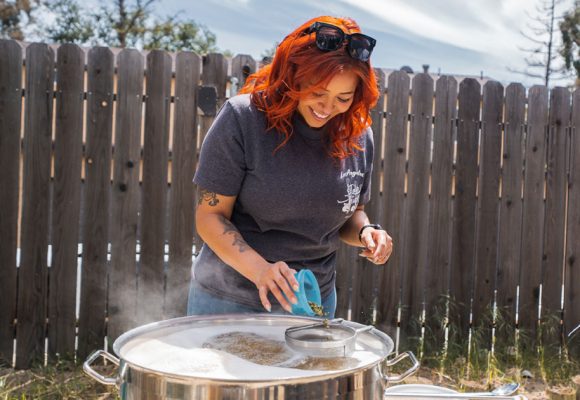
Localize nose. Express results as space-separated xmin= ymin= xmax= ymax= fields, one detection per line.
xmin=318 ymin=98 xmax=335 ymax=114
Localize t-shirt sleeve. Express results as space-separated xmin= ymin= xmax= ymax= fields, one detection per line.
xmin=193 ymin=101 xmax=246 ymax=196
xmin=358 ymin=127 xmax=374 ymax=205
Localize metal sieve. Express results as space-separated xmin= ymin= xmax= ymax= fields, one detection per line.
xmin=285 ymin=318 xmax=374 ymax=358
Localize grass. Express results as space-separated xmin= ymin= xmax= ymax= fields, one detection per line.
xmin=405 ymin=295 xmax=580 ymax=392
xmin=1 ymin=299 xmax=578 ymax=398
xmin=0 ymin=360 xmax=118 ymax=400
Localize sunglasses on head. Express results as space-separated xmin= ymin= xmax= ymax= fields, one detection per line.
xmin=306 ymin=22 xmax=376 ymax=62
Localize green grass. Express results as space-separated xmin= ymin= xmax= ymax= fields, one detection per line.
xmin=405 ymin=295 xmax=580 ymax=391
xmin=0 ymin=360 xmax=118 ymax=400
xmin=1 ymin=300 xmax=579 ymax=398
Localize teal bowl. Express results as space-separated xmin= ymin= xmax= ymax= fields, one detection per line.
xmin=290 ymin=269 xmax=322 ymax=317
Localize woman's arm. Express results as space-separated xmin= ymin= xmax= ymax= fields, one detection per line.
xmin=339 ymin=205 xmax=393 ymax=265
xmin=196 ymin=187 xmax=299 ymax=312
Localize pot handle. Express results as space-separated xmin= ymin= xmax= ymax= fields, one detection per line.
xmin=83 ymin=349 xmax=119 ymax=386
xmin=382 ymin=351 xmax=420 ymax=384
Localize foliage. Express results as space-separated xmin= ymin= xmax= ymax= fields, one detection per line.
xmin=511 ymin=0 xmax=572 ymax=86
xmin=560 ymin=2 xmax=580 ymax=83
xmin=40 ymin=0 xmax=219 ymax=54
xmin=0 ymin=0 xmax=38 ymax=40
xmin=406 ymin=296 xmax=580 ymax=388
xmin=0 ymin=360 xmax=118 ymax=399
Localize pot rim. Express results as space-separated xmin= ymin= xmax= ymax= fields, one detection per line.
xmin=111 ymin=314 xmax=395 ymax=384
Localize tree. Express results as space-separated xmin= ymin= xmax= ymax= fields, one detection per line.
xmin=44 ymin=0 xmax=94 ymax=44
xmin=144 ymin=16 xmax=217 ymax=53
xmin=560 ymin=2 xmax=580 ymax=84
xmin=0 ymin=0 xmax=38 ymax=40
xmin=510 ymin=0 xmax=571 ymax=86
xmin=41 ymin=0 xmax=219 ymax=54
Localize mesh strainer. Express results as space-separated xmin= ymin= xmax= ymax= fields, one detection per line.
xmin=284 ymin=318 xmax=374 ymax=358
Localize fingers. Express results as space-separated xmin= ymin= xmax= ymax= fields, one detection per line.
xmin=258 ymin=286 xmax=272 ymax=312
xmin=359 ymin=229 xmax=394 ymax=265
xmin=256 ymin=262 xmax=298 ymax=313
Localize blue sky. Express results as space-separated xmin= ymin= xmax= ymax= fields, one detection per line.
xmin=161 ymin=0 xmax=576 ymax=87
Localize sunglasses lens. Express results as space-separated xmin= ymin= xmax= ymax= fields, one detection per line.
xmin=349 ymin=35 xmax=375 ymax=61
xmin=316 ymin=26 xmax=344 ymax=51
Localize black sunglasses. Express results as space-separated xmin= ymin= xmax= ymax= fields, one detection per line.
xmin=307 ymin=22 xmax=376 ymax=62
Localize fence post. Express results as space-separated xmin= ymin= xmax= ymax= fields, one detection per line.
xmin=565 ymin=88 xmax=580 ymax=336
xmin=399 ymin=73 xmax=434 ymax=339
xmin=15 ymin=43 xmax=54 ymax=369
xmin=166 ymin=51 xmax=201 ymax=318
xmin=471 ymin=81 xmax=503 ymax=328
xmin=0 ymin=39 xmax=22 ymax=366
xmin=106 ymin=49 xmax=144 ymax=344
xmin=519 ymin=86 xmax=549 ymax=335
xmin=376 ymin=70 xmax=410 ymax=340
xmin=449 ymin=78 xmax=480 ymax=334
xmin=138 ymin=50 xmax=173 ymax=326
xmin=48 ymin=43 xmax=84 ymax=360
xmin=496 ymin=83 xmax=526 ymax=320
xmin=423 ymin=75 xmax=457 ymax=350
xmin=77 ymin=46 xmax=114 ymax=358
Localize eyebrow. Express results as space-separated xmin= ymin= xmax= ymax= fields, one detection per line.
xmin=319 ymin=88 xmax=355 ymax=95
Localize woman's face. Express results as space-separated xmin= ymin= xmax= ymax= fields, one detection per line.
xmin=297 ymin=70 xmax=358 ymax=129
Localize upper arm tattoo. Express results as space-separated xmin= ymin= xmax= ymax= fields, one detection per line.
xmin=198 ymin=188 xmax=219 ymax=206
xmin=218 ymin=215 xmax=249 ymax=253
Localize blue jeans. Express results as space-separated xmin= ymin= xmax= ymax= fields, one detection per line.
xmin=187 ymin=278 xmax=337 ymax=318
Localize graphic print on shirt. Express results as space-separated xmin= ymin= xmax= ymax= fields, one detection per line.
xmin=337 ymin=169 xmax=364 ymax=215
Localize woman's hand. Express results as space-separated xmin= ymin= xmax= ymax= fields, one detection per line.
xmin=359 ymin=228 xmax=393 ymax=265
xmin=253 ymin=261 xmax=299 ymax=312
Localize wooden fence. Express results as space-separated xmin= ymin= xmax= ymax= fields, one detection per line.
xmin=0 ymin=39 xmax=579 ymax=369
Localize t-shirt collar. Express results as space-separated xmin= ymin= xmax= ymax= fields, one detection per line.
xmin=293 ymin=112 xmax=327 ymax=141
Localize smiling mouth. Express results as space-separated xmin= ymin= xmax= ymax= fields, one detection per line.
xmin=310 ymin=107 xmax=330 ymax=121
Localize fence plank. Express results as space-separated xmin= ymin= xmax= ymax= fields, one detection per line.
xmin=472 ymin=81 xmax=503 ymax=325
xmin=496 ymin=83 xmax=526 ymax=317
xmin=542 ymin=87 xmax=570 ymax=320
xmin=376 ymin=70 xmax=410 ymax=339
xmin=424 ymin=76 xmax=457 ymax=340
xmin=138 ymin=50 xmax=172 ymax=325
xmin=106 ymin=49 xmax=144 ymax=344
xmin=449 ymin=78 xmax=480 ymax=333
xmin=350 ymin=69 xmax=386 ymax=324
xmin=231 ymin=54 xmax=257 ymax=93
xmin=519 ymin=86 xmax=548 ymax=334
xmin=195 ymin=54 xmax=227 ymax=248
xmin=0 ymin=39 xmax=22 ymax=366
xmin=15 ymin=43 xmax=54 ymax=368
xmin=335 ymin=244 xmax=355 ymax=319
xmin=48 ymin=44 xmax=84 ymax=360
xmin=400 ymin=73 xmax=434 ymax=335
xmin=565 ymin=88 xmax=580 ymax=335
xmin=77 ymin=47 xmax=114 ymax=356
xmin=166 ymin=51 xmax=200 ymax=318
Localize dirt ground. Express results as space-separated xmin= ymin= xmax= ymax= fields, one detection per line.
xmin=1 ymin=364 xmax=578 ymax=399
xmin=403 ymin=367 xmax=579 ymax=399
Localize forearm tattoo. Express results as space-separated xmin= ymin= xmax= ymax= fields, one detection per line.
xmin=219 ymin=215 xmax=249 ymax=253
xmin=198 ymin=188 xmax=219 ymax=206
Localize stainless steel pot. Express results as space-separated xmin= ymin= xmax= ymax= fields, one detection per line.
xmin=84 ymin=314 xmax=419 ymax=400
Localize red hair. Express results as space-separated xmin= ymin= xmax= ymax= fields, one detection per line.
xmin=239 ymin=16 xmax=379 ymax=159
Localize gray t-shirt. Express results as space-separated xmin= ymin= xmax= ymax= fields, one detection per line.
xmin=193 ymin=93 xmax=373 ymax=308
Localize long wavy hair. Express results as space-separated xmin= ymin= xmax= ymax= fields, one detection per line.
xmin=239 ymin=16 xmax=379 ymax=159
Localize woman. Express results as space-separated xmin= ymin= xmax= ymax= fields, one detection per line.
xmin=188 ymin=16 xmax=393 ymax=318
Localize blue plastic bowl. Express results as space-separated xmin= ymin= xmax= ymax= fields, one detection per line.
xmin=290 ymin=269 xmax=322 ymax=317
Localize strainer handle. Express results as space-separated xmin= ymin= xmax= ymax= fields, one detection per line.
xmin=382 ymin=351 xmax=420 ymax=383
xmin=285 ymin=318 xmax=343 ymax=333
xmin=83 ymin=349 xmax=119 ymax=386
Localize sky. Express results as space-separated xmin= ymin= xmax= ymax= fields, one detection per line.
xmin=160 ymin=0 xmax=576 ymax=87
